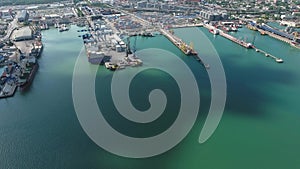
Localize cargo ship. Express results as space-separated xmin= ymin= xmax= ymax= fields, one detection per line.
xmin=18 ymin=60 xmax=39 ymax=91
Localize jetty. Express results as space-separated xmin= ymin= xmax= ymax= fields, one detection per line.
xmin=260 ymin=28 xmax=292 ymax=44
xmin=170 ymin=23 xmax=203 ymax=29
xmin=0 ymin=83 xmax=17 ymax=98
xmin=159 ymin=28 xmax=197 ymax=55
xmin=203 ymin=24 xmax=283 ymax=63
xmin=159 ymin=28 xmax=210 ymax=68
xmin=219 ymin=30 xmax=253 ymax=49
xmin=253 ymin=47 xmax=284 ymax=63
xmin=247 ymin=22 xmax=300 ymax=49
xmin=220 ymin=30 xmax=283 ymax=63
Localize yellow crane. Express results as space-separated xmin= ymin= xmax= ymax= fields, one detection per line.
xmin=180 ymin=43 xmax=186 ymax=52
xmin=189 ymin=42 xmax=194 ymax=50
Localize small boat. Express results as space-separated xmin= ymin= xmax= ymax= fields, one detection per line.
xmin=276 ymin=58 xmax=284 ymax=63
xmin=58 ymin=24 xmax=69 ymax=32
xmin=231 ymin=26 xmax=238 ymax=32
xmin=204 ymin=64 xmax=210 ymax=69
xmin=209 ymin=29 xmax=219 ymax=35
xmin=259 ymin=30 xmax=266 ymax=35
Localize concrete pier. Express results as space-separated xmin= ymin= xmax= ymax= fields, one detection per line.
xmin=253 ymin=47 xmax=284 ymax=63
xmin=219 ymin=30 xmax=253 ymax=49
xmin=159 ymin=28 xmax=197 ymax=55
xmin=203 ymin=24 xmax=284 ymax=63
xmin=170 ymin=23 xmax=203 ymax=29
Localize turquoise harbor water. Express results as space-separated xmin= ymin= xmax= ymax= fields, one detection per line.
xmin=0 ymin=25 xmax=300 ymax=168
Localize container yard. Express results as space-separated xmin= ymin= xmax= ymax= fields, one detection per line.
xmin=82 ymin=15 xmax=143 ymax=70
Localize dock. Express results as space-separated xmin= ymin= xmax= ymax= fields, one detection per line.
xmin=220 ymin=30 xmax=283 ymax=63
xmin=170 ymin=23 xmax=203 ymax=29
xmin=159 ymin=28 xmax=210 ymax=68
xmin=203 ymin=24 xmax=283 ymax=63
xmin=0 ymin=83 xmax=17 ymax=98
xmin=219 ymin=30 xmax=253 ymax=49
xmin=253 ymin=47 xmax=284 ymax=63
xmin=254 ymin=26 xmax=292 ymax=44
xmin=159 ymin=28 xmax=197 ymax=55
xmin=246 ymin=24 xmax=257 ymax=31
xmin=246 ymin=23 xmax=300 ymax=49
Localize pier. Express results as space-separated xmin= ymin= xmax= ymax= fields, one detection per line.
xmin=258 ymin=27 xmax=292 ymax=44
xmin=159 ymin=28 xmax=209 ymax=68
xmin=170 ymin=23 xmax=203 ymax=29
xmin=253 ymin=47 xmax=283 ymax=63
xmin=219 ymin=30 xmax=253 ymax=49
xmin=0 ymin=83 xmax=17 ymax=98
xmin=203 ymin=24 xmax=283 ymax=63
xmin=247 ymin=23 xmax=300 ymax=49
xmin=220 ymin=30 xmax=283 ymax=63
xmin=159 ymin=28 xmax=197 ymax=55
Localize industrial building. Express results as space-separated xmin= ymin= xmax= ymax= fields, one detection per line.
xmin=137 ymin=1 xmax=147 ymax=9
xmin=12 ymin=27 xmax=33 ymax=41
xmin=17 ymin=10 xmax=29 ymax=22
xmin=0 ymin=9 xmax=13 ymax=21
xmin=199 ymin=10 xmax=228 ymax=21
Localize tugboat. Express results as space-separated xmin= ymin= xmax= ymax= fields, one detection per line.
xmin=209 ymin=29 xmax=219 ymax=35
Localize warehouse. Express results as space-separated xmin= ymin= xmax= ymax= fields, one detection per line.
xmin=12 ymin=27 xmax=33 ymax=41
xmin=17 ymin=10 xmax=29 ymax=22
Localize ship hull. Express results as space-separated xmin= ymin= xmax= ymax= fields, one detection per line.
xmin=19 ymin=62 xmax=39 ymax=92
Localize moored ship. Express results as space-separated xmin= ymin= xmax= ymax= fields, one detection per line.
xmin=18 ymin=59 xmax=39 ymax=91
xmin=209 ymin=29 xmax=219 ymax=35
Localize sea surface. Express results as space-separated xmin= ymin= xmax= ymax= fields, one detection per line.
xmin=0 ymin=25 xmax=299 ymax=169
